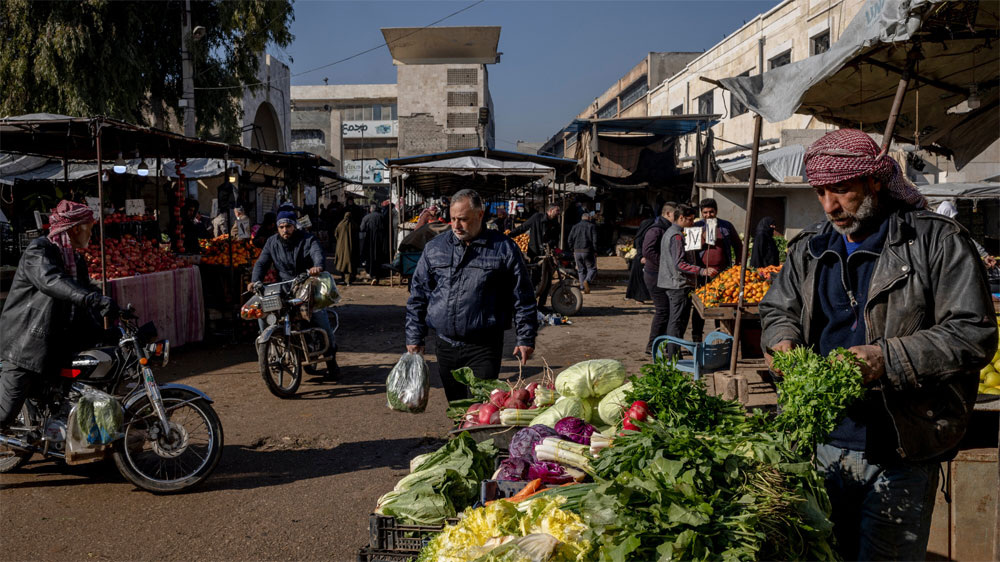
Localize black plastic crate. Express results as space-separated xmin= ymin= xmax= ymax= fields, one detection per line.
xmin=480 ymin=479 xmax=531 ymax=504
xmin=368 ymin=514 xmax=456 ymax=551
xmin=356 ymin=546 xmax=418 ymax=562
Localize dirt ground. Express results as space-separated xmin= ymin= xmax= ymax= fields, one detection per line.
xmin=0 ymin=257 xmax=775 ymax=561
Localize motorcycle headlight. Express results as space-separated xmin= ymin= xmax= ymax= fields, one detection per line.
xmin=266 ymin=313 xmax=277 ymax=326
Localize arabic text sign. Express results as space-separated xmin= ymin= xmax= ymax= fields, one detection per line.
xmin=341 ymin=120 xmax=398 ymax=139
xmin=344 ymin=159 xmax=389 ymax=184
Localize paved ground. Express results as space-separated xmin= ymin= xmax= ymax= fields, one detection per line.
xmin=0 ymin=257 xmax=774 ymax=561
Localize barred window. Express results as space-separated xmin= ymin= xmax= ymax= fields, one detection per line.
xmin=768 ymin=50 xmax=791 ymax=70
xmin=670 ymin=104 xmax=684 ymax=115
xmin=447 ymin=134 xmax=479 ymax=150
xmin=447 ymin=112 xmax=479 ymax=128
xmin=596 ymin=101 xmax=617 ymax=119
xmin=697 ymin=91 xmax=714 ymax=115
xmin=620 ymin=80 xmax=648 ymax=110
xmin=811 ymin=31 xmax=830 ymax=55
xmin=447 ymin=91 xmax=478 ymax=107
xmin=447 ymin=68 xmax=478 ymax=85
xmin=730 ymin=71 xmax=751 ymax=117
xmin=290 ymin=129 xmax=325 ymax=151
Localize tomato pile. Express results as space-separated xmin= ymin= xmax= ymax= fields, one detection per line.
xmin=198 ymin=234 xmax=261 ymax=267
xmin=79 ymin=235 xmax=190 ymax=280
xmin=102 ymin=212 xmax=155 ymax=224
xmin=694 ymin=264 xmax=782 ymax=306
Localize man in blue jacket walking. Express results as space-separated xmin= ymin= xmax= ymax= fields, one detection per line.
xmin=406 ymin=189 xmax=538 ymax=401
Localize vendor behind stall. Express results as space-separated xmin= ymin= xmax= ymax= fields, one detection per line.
xmin=760 ymin=129 xmax=997 ymax=560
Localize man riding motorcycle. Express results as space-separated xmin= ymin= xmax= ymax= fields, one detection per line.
xmin=0 ymin=200 xmax=120 ymax=428
xmin=248 ymin=208 xmax=340 ymax=378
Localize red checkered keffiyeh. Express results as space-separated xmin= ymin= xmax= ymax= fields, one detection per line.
xmin=804 ymin=129 xmax=926 ymax=209
xmin=47 ymin=200 xmax=95 ymax=277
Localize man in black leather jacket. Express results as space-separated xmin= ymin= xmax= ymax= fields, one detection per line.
xmin=0 ymin=201 xmax=119 ymax=428
xmin=760 ymin=130 xmax=997 ymax=560
xmin=405 ymin=189 xmax=538 ymax=401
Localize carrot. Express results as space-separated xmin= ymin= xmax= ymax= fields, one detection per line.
xmin=507 ymin=478 xmax=544 ymax=503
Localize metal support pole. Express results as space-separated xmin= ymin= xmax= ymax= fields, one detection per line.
xmin=96 ymin=127 xmax=108 ymax=295
xmin=728 ymin=113 xmax=763 ymax=378
xmin=180 ymin=0 xmax=196 ymax=137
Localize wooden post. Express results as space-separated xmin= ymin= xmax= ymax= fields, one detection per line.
xmin=95 ymin=125 xmax=107 ymax=295
xmin=878 ymin=45 xmax=920 ymax=158
xmin=728 ymin=114 xmax=763 ymax=382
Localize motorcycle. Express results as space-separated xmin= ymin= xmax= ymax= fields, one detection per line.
xmin=532 ymin=245 xmax=584 ymax=317
xmin=241 ymin=273 xmax=339 ymax=398
xmin=0 ymin=305 xmax=223 ymax=493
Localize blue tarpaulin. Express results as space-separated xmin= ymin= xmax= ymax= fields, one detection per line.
xmin=564 ymin=116 xmax=717 ymax=136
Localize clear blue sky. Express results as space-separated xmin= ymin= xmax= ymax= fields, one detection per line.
xmin=284 ymin=0 xmax=776 ymax=150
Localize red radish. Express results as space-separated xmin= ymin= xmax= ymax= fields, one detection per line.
xmin=622 ymin=419 xmax=638 ymax=431
xmin=627 ymin=401 xmax=650 ymax=421
xmin=524 ymin=382 xmax=539 ymax=398
xmin=478 ymin=403 xmax=499 ymax=424
xmin=488 ymin=410 xmax=501 ymax=425
xmin=507 ymin=399 xmax=528 ymax=410
xmin=489 ymin=390 xmax=510 ymax=409
xmin=510 ymin=389 xmax=530 ymax=404
xmin=529 ymin=404 xmax=538 ymax=409
xmin=466 ymin=403 xmax=483 ymax=416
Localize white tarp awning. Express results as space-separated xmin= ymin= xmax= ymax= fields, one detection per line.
xmin=0 ymin=155 xmax=238 ymax=184
xmin=918 ymin=182 xmax=1000 ymax=205
xmin=718 ymin=144 xmax=807 ymax=180
xmin=718 ymin=0 xmax=999 ymax=169
xmin=391 ymin=156 xmax=555 ymax=179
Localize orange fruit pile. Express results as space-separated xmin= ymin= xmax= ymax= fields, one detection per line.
xmin=512 ymin=232 xmax=530 ymax=254
xmin=757 ymin=264 xmax=783 ymax=281
xmin=199 ymin=234 xmax=261 ymax=267
xmin=694 ymin=266 xmax=775 ymax=306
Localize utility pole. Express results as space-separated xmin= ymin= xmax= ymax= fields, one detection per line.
xmin=181 ymin=0 xmax=196 ymax=137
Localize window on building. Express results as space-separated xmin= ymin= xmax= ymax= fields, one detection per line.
xmin=340 ymin=103 xmax=397 ymax=121
xmin=620 ymin=79 xmax=649 ymax=110
xmin=290 ymin=129 xmax=326 ymax=151
xmin=697 ymin=91 xmax=714 ymax=115
xmin=447 ymin=134 xmax=479 ymax=150
xmin=447 ymin=91 xmax=478 ymax=107
xmin=768 ymin=50 xmax=792 ymax=70
xmin=730 ymin=71 xmax=751 ymax=117
xmin=670 ymin=104 xmax=684 ymax=116
xmin=447 ymin=68 xmax=478 ymax=85
xmin=343 ymin=138 xmax=398 ymax=161
xmin=596 ymin=101 xmax=617 ymax=119
xmin=447 ymin=112 xmax=479 ymax=128
xmin=811 ymin=31 xmax=831 ymax=55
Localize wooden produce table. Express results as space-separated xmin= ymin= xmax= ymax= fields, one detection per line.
xmin=693 ymin=298 xmax=763 ymax=359
xmin=108 ymin=266 xmax=205 ymax=347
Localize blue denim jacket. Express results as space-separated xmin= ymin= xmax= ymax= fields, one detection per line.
xmin=406 ymin=229 xmax=538 ymax=348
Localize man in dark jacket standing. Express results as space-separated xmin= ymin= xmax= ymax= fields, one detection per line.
xmin=509 ymin=204 xmax=560 ymax=260
xmin=406 ymin=189 xmax=538 ymax=402
xmin=0 ymin=200 xmax=119 ymax=427
xmin=567 ymin=212 xmax=598 ymax=294
xmin=249 ymin=209 xmax=339 ymax=377
xmin=359 ymin=204 xmax=388 ymax=284
xmin=760 ymin=129 xmax=997 ymax=560
xmin=641 ymin=202 xmax=675 ymax=354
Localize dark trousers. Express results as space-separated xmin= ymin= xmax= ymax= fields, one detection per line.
xmin=665 ymin=288 xmax=693 ymax=360
xmin=573 ymin=251 xmax=597 ymax=288
xmin=436 ymin=335 xmax=504 ymax=402
xmin=691 ymin=307 xmax=705 ymax=343
xmin=529 ymin=259 xmax=554 ymax=308
xmin=644 ymin=271 xmax=670 ymax=353
xmin=0 ymin=362 xmax=35 ymax=427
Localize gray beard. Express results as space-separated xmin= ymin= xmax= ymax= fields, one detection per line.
xmin=828 ymin=192 xmax=879 ymax=236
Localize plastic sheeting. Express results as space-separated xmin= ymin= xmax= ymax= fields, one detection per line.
xmin=0 ymin=154 xmax=237 ymax=184
xmin=392 ymin=156 xmax=555 ymax=178
xmin=718 ymin=0 xmax=1000 ymax=169
xmin=718 ymin=144 xmax=806 ymax=181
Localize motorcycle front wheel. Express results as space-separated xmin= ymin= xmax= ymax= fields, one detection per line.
xmin=113 ymin=388 xmax=223 ymax=493
xmin=0 ymin=404 xmax=34 ymax=473
xmin=258 ymin=336 xmax=302 ymax=398
xmin=550 ymin=282 xmax=584 ymax=317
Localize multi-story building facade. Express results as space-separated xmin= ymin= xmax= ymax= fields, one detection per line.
xmin=539 ymin=52 xmax=700 ymax=158
xmin=290 ymin=26 xmax=500 ymax=191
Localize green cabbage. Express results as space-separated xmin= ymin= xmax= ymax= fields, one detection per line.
xmin=554 ymin=359 xmax=626 ymax=399
xmin=530 ymin=397 xmax=591 ymax=428
xmin=596 ymin=382 xmax=633 ymax=426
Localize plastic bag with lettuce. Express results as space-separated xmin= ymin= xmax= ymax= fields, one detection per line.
xmin=554 ymin=359 xmax=626 ymax=399
xmin=417 ymin=497 xmax=592 ymax=562
xmin=376 ymin=434 xmax=497 ymax=525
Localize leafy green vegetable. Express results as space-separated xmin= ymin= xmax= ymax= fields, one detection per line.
xmin=771 ymin=347 xmax=866 ymax=452
xmin=625 ymin=360 xmax=746 ymax=432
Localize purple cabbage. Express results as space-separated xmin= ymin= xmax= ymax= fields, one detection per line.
xmin=553 ymin=417 xmax=596 ymax=445
xmin=497 ymin=457 xmax=528 ymax=481
xmin=527 ymin=461 xmax=574 ymax=484
xmin=509 ymin=424 xmax=559 ymax=462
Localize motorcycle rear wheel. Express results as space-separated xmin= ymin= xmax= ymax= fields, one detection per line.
xmin=258 ymin=337 xmax=302 ymax=398
xmin=0 ymin=404 xmax=33 ymax=473
xmin=113 ymin=388 xmax=223 ymax=493
xmin=550 ymin=283 xmax=583 ymax=316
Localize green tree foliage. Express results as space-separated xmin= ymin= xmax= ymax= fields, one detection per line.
xmin=0 ymin=0 xmax=293 ymax=143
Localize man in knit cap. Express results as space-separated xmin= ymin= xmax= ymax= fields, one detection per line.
xmin=759 ymin=129 xmax=996 ymax=560
xmin=0 ymin=201 xmax=120 ymax=427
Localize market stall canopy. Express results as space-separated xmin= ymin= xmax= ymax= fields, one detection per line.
xmin=918 ymin=181 xmax=999 ymax=204
xmin=388 ymin=148 xmax=578 ymax=197
xmin=381 ymin=26 xmax=501 ymax=65
xmin=718 ymin=144 xmax=807 ymax=181
xmin=0 ymin=114 xmax=334 ymax=169
xmin=564 ymin=115 xmax=718 ymax=188
xmin=718 ymin=0 xmax=1000 ymax=169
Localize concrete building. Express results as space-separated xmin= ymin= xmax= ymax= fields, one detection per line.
xmin=384 ymin=26 xmax=499 ymax=157
xmin=241 ymin=54 xmax=291 ymax=152
xmin=290 ymin=84 xmax=399 ymax=187
xmin=539 ymin=52 xmax=700 ymax=158
xmin=644 ymin=0 xmax=998 ymax=239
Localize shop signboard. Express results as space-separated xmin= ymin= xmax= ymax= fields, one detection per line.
xmin=344 ymin=159 xmax=389 ymax=184
xmin=341 ymin=120 xmax=398 ymax=139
